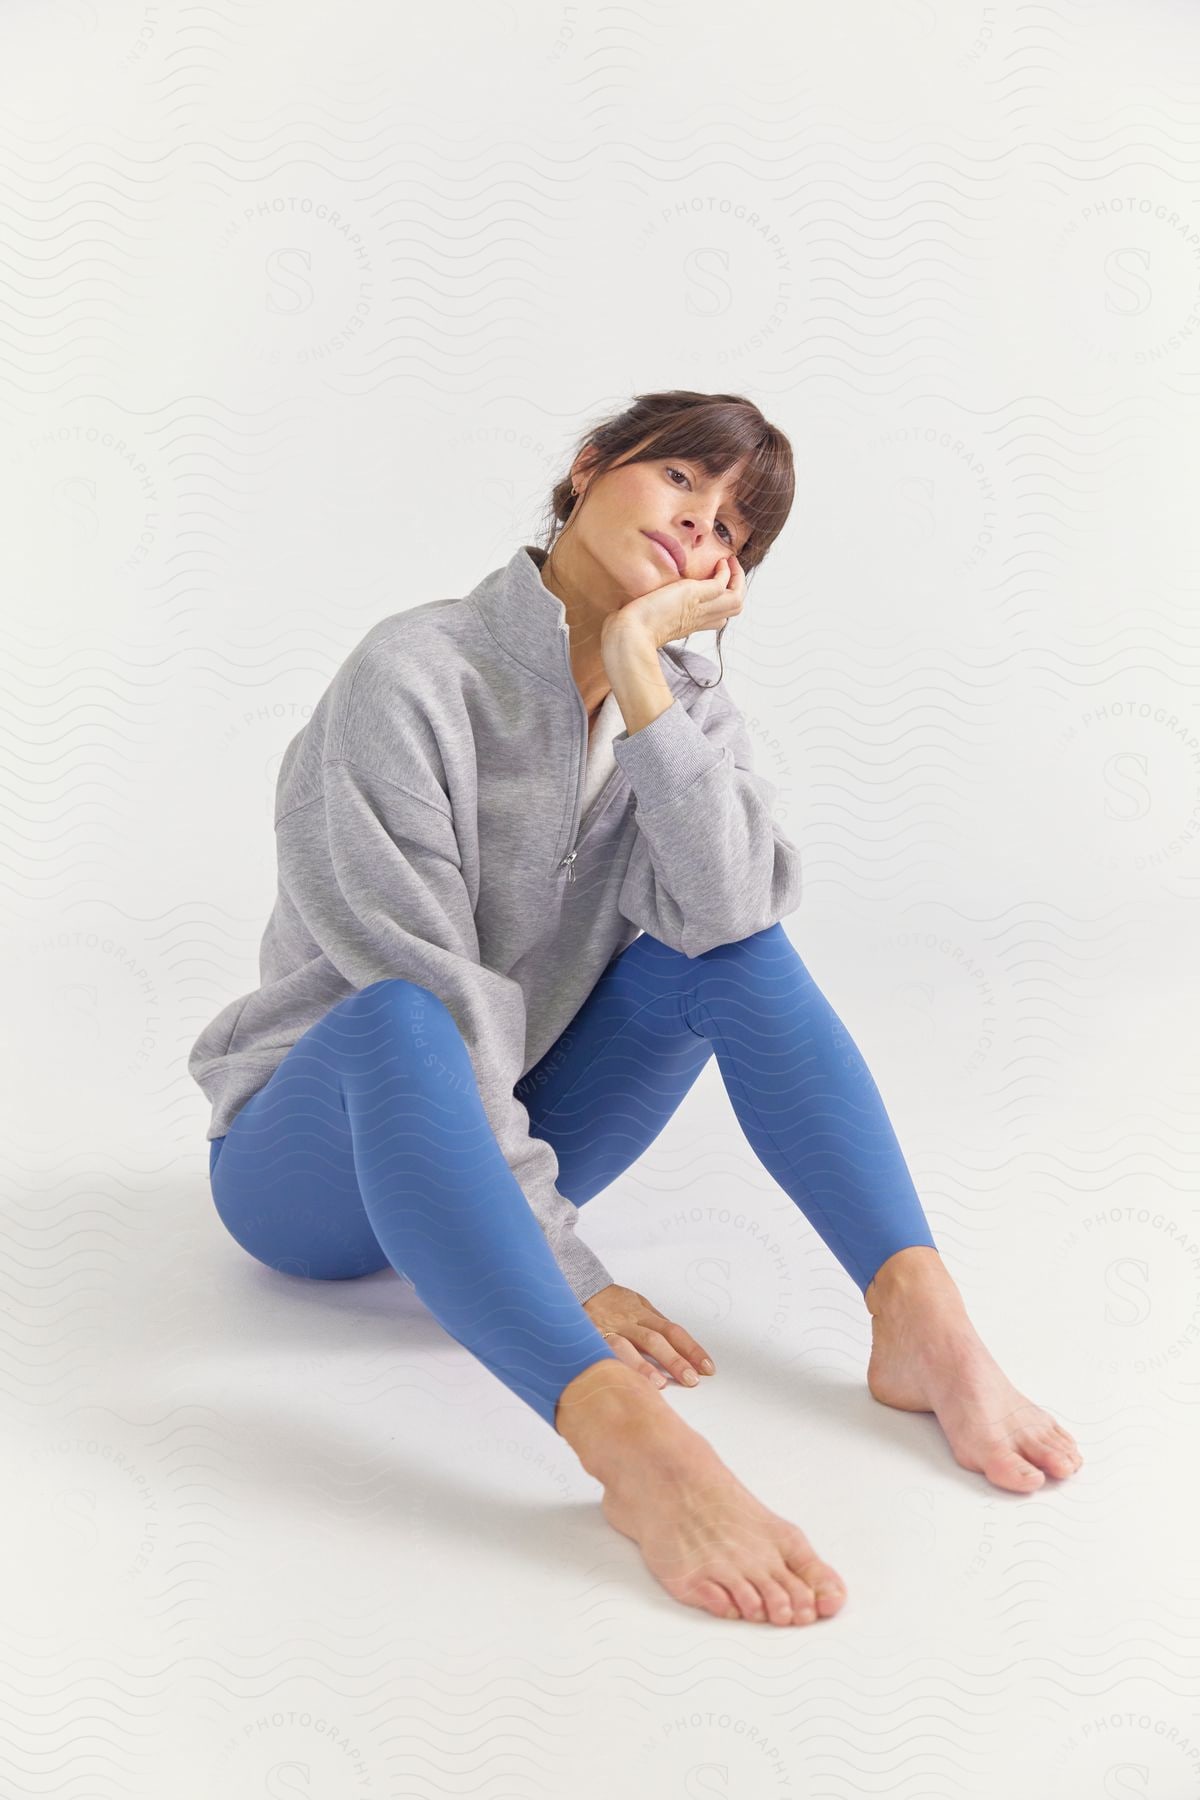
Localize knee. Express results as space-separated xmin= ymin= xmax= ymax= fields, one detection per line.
xmin=735 ymin=920 xmax=790 ymax=947
xmin=687 ymin=921 xmax=814 ymax=1005
xmin=356 ymin=975 xmax=436 ymax=1002
xmin=699 ymin=920 xmax=793 ymax=963
xmin=350 ymin=977 xmax=459 ymax=1031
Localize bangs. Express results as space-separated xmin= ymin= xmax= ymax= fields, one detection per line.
xmin=626 ymin=401 xmax=794 ymax=571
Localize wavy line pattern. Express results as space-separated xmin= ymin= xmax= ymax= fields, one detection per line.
xmin=1 ymin=0 xmax=1197 ymax=1793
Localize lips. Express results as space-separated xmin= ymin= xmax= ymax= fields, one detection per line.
xmin=644 ymin=530 xmax=684 ymax=575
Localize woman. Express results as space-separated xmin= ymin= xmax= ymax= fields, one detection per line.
xmin=189 ymin=389 xmax=1082 ymax=1630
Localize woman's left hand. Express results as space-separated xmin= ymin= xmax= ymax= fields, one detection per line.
xmin=601 ymin=552 xmax=745 ymax=659
xmin=582 ymin=1283 xmax=716 ymax=1388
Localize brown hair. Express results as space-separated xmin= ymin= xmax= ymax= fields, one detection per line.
xmin=536 ymin=389 xmax=795 ymax=689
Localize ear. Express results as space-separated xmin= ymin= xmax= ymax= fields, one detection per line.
xmin=572 ymin=445 xmax=606 ymax=490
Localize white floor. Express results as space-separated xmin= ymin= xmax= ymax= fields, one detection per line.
xmin=9 ymin=925 xmax=1198 ymax=1799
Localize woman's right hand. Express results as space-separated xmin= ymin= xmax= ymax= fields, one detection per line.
xmin=600 ymin=554 xmax=746 ymax=658
xmin=582 ymin=1283 xmax=716 ymax=1390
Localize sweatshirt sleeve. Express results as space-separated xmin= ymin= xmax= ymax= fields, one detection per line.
xmin=610 ymin=679 xmax=803 ymax=959
xmin=276 ymin=755 xmax=616 ymax=1306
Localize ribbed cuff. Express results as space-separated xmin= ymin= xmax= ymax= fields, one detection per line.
xmin=612 ymin=698 xmax=723 ymax=808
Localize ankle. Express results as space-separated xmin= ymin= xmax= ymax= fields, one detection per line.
xmin=554 ymin=1359 xmax=666 ymax=1477
xmin=865 ymin=1247 xmax=960 ymax=1319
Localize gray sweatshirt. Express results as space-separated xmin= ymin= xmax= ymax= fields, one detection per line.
xmin=188 ymin=543 xmax=803 ymax=1303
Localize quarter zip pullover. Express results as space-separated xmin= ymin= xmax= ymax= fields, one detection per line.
xmin=188 ymin=544 xmax=803 ymax=1302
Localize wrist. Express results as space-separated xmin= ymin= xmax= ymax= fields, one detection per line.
xmin=602 ymin=617 xmax=658 ymax=666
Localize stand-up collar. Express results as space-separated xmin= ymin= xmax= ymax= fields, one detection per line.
xmin=469 ymin=544 xmax=691 ymax=698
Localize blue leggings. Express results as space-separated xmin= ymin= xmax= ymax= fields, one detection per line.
xmin=207 ymin=922 xmax=937 ymax=1433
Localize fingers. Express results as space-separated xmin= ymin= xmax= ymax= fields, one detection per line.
xmin=657 ymin=1318 xmax=716 ymax=1377
xmin=633 ymin=1325 xmax=714 ymax=1387
xmin=606 ymin=1332 xmax=668 ymax=1388
xmin=651 ymin=1324 xmax=719 ymax=1375
xmin=704 ymin=556 xmax=743 ymax=617
xmin=584 ymin=1289 xmax=713 ymax=1390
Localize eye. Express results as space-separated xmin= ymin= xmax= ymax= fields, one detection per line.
xmin=665 ymin=465 xmax=738 ymax=547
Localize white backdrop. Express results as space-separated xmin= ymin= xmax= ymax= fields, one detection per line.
xmin=3 ymin=3 xmax=1199 ymax=1796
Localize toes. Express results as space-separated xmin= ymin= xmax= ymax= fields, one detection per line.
xmin=688 ymin=1562 xmax=845 ymax=1628
xmin=755 ymin=1572 xmax=801 ymax=1626
xmin=723 ymin=1575 xmax=771 ymax=1623
xmin=690 ymin=1579 xmax=741 ymax=1621
xmin=1051 ymin=1425 xmax=1083 ymax=1466
xmin=788 ymin=1552 xmax=847 ymax=1618
xmin=984 ymin=1447 xmax=1046 ymax=1492
xmin=813 ymin=1577 xmax=847 ymax=1618
xmin=774 ymin=1565 xmax=818 ymax=1624
xmin=1030 ymin=1433 xmax=1082 ymax=1478
xmin=1030 ymin=1412 xmax=1083 ymax=1468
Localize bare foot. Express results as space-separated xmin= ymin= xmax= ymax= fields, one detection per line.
xmin=865 ymin=1249 xmax=1084 ymax=1493
xmin=556 ymin=1361 xmax=846 ymax=1626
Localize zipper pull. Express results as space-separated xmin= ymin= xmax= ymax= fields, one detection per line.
xmin=560 ymin=849 xmax=577 ymax=882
